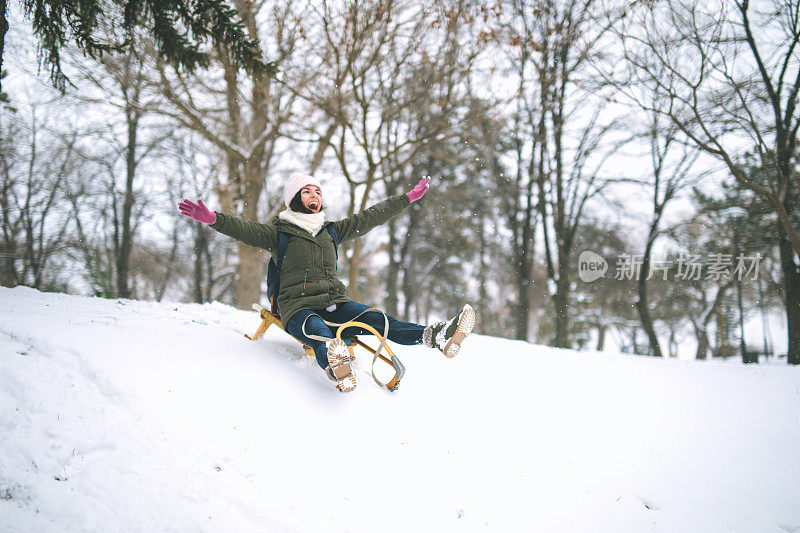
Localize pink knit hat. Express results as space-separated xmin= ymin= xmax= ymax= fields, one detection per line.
xmin=283 ymin=174 xmax=321 ymax=208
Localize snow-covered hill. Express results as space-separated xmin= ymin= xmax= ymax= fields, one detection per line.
xmin=1 ymin=286 xmax=799 ymax=532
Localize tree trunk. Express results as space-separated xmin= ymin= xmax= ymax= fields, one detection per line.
xmin=234 ymin=243 xmax=265 ymax=309
xmin=384 ymin=218 xmax=400 ymax=317
xmin=515 ymin=253 xmax=531 ymax=341
xmin=232 ymin=159 xmax=267 ymax=309
xmin=117 ymin=106 xmax=139 ymax=299
xmin=596 ymin=324 xmax=606 ymax=351
xmin=0 ymin=152 xmax=15 ymax=285
xmin=716 ymin=305 xmax=728 ymax=358
xmin=695 ymin=281 xmax=732 ymax=360
xmin=637 ymin=234 xmax=663 ymax=357
xmin=695 ymin=327 xmax=709 ymax=360
xmin=629 ymin=327 xmax=640 ymax=354
xmin=514 ymin=190 xmax=535 ymax=341
xmin=553 ymin=247 xmax=570 ymax=348
xmin=402 ymin=247 xmax=415 ymax=320
xmin=551 ymin=214 xmax=569 ymax=349
xmin=0 ymin=247 xmax=16 ymax=286
xmin=209 ymin=4 xmax=272 ymax=309
xmin=778 ymin=224 xmax=800 ymax=364
xmin=668 ymin=327 xmax=677 ymax=357
xmin=0 ymin=0 xmax=7 ymax=93
xmin=385 ymin=202 xmax=419 ymax=318
xmin=346 ymin=177 xmax=375 ymax=303
xmin=193 ymin=224 xmax=209 ymax=303
xmin=478 ymin=217 xmax=489 ymax=336
xmin=155 ymin=225 xmax=180 ymax=302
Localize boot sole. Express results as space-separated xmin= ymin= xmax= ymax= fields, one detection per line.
xmin=327 ymin=338 xmax=356 ymax=392
xmin=443 ymin=304 xmax=476 ymax=358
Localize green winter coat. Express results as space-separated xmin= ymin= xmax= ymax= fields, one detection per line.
xmin=210 ymin=194 xmax=411 ymax=326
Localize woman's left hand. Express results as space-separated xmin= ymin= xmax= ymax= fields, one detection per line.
xmin=406 ymin=176 xmax=431 ymax=203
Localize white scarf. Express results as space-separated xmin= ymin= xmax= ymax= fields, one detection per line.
xmin=278 ymin=209 xmax=327 ymax=236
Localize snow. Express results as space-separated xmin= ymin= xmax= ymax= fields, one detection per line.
xmin=1 ymin=286 xmax=799 ymax=532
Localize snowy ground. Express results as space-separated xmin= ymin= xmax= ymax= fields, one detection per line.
xmin=1 ymin=286 xmax=799 ymax=532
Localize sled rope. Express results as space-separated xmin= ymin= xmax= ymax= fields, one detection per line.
xmin=246 ymin=304 xmax=405 ymax=391
xmin=334 ymin=320 xmax=405 ymax=392
xmin=300 ymin=307 xmax=405 ymax=391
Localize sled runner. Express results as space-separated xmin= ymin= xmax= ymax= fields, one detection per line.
xmin=245 ymin=303 xmax=406 ymax=392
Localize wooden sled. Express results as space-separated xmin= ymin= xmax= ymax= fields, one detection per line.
xmin=245 ymin=303 xmax=405 ymax=391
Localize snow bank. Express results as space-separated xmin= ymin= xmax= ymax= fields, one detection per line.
xmin=1 ymin=286 xmax=799 ymax=532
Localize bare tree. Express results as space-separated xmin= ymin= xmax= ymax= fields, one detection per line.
xmin=378 ymin=82 xmax=501 ymax=321
xmin=0 ymin=109 xmax=20 ymax=286
xmin=614 ymin=0 xmax=800 ymax=363
xmin=165 ymin=131 xmax=235 ymax=304
xmin=0 ymin=105 xmax=77 ymax=289
xmin=501 ymin=0 xmax=629 ymax=347
xmin=635 ymin=112 xmax=701 ymax=357
xmin=288 ymin=0 xmax=483 ymax=301
xmin=71 ymin=31 xmax=171 ymax=299
xmin=155 ymin=0 xmax=301 ymax=308
xmin=498 ymin=76 xmax=540 ymax=341
xmin=572 ymin=219 xmax=638 ymax=351
xmin=691 ymin=279 xmax=735 ymax=360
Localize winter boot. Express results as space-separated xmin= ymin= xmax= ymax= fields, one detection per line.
xmin=324 ymin=352 xmax=355 ymax=382
xmin=326 ymin=338 xmax=357 ymax=392
xmin=423 ymin=304 xmax=476 ymax=358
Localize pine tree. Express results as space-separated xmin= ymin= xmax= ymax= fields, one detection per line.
xmin=1 ymin=0 xmax=274 ymax=93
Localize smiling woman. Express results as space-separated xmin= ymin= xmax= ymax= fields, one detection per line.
xmin=298 ymin=186 xmax=322 ymax=213
xmin=284 ymin=175 xmax=323 ymax=214
xmin=178 ymin=173 xmax=476 ymax=392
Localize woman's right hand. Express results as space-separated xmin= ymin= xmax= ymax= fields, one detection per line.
xmin=179 ymin=199 xmax=217 ymax=225
xmin=406 ymin=176 xmax=431 ymax=203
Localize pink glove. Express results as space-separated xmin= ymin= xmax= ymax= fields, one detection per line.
xmin=179 ymin=199 xmax=217 ymax=225
xmin=406 ymin=176 xmax=430 ymax=203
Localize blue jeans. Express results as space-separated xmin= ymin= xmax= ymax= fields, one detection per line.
xmin=284 ymin=301 xmax=426 ymax=369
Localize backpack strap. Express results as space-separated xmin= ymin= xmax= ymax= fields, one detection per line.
xmin=270 ymin=225 xmax=337 ymax=315
xmin=270 ymin=231 xmax=290 ymax=314
xmin=326 ymin=224 xmax=339 ymax=259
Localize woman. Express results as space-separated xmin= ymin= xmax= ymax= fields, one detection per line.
xmin=178 ymin=174 xmax=475 ymax=392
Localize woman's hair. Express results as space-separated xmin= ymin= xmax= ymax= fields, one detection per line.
xmin=289 ymin=190 xmax=323 ymax=213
